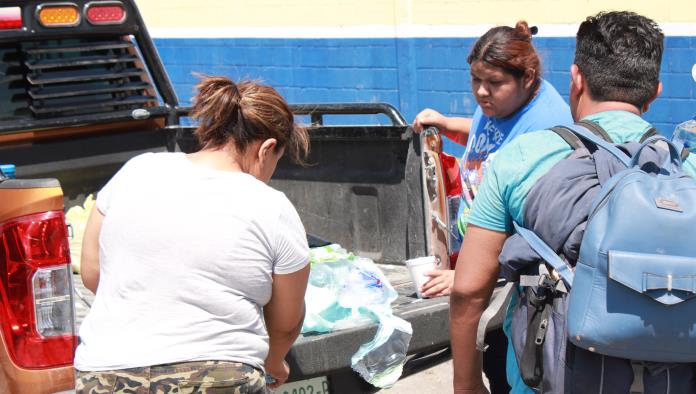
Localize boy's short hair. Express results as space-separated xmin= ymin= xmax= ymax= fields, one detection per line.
xmin=574 ymin=11 xmax=664 ymax=109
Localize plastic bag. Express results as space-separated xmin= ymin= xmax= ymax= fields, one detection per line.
xmin=351 ymin=310 xmax=413 ymax=388
xmin=303 ymin=244 xmax=413 ymax=388
xmin=65 ymin=195 xmax=95 ymax=274
xmin=303 ymin=245 xmax=368 ymax=333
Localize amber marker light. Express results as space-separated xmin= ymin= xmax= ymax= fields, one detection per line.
xmin=37 ymin=3 xmax=80 ymax=27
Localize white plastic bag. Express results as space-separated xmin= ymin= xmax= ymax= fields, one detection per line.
xmin=302 ymin=244 xmax=413 ymax=388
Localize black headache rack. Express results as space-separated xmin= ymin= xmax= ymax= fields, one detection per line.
xmin=0 ymin=0 xmax=177 ymax=135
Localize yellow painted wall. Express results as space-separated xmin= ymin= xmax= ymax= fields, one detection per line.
xmin=135 ymin=0 xmax=695 ymax=28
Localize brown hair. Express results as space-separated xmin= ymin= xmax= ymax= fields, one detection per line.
xmin=467 ymin=21 xmax=542 ymax=83
xmin=190 ymin=76 xmax=309 ymax=165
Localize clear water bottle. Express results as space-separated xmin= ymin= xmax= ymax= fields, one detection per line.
xmin=672 ymin=119 xmax=696 ymax=154
xmin=0 ymin=164 xmax=15 ymax=179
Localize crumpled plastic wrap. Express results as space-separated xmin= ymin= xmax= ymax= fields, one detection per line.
xmin=65 ymin=194 xmax=95 ymax=274
xmin=303 ymin=244 xmax=413 ymax=388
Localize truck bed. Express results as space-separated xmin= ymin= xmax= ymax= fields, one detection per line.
xmin=67 ymin=110 xmax=509 ymax=390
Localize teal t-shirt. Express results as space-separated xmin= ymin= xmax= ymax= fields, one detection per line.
xmin=469 ymin=110 xmax=696 ymax=232
xmin=467 ymin=110 xmax=696 ymax=393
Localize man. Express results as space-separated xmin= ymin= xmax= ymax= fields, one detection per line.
xmin=449 ymin=11 xmax=696 ymax=393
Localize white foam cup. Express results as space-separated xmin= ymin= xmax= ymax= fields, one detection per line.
xmin=405 ymin=256 xmax=438 ymax=298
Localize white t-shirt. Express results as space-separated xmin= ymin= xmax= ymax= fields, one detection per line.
xmin=74 ymin=152 xmax=309 ymax=371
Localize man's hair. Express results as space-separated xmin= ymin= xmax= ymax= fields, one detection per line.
xmin=574 ymin=11 xmax=664 ymax=108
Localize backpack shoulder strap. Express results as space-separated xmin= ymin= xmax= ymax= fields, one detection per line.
xmin=551 ymin=120 xmax=615 ymax=151
xmin=561 ymin=124 xmax=632 ymax=167
xmin=513 ymin=222 xmax=574 ymax=287
xmin=476 ymin=281 xmax=515 ymax=352
xmin=577 ymin=119 xmax=614 ymax=143
xmin=641 ymin=126 xmax=691 ymax=162
xmin=550 ymin=126 xmax=585 ymax=150
xmin=639 ymin=127 xmax=659 ymax=143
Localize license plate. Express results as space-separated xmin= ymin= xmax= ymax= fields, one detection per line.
xmin=276 ymin=376 xmax=329 ymax=394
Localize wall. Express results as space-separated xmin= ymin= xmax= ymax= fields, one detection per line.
xmin=136 ymin=0 xmax=696 ymax=154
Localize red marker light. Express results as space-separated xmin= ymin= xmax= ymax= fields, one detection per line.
xmin=0 ymin=7 xmax=22 ymax=30
xmin=85 ymin=2 xmax=126 ymax=25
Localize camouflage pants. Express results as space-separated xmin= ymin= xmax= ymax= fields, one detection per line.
xmin=76 ymin=360 xmax=267 ymax=394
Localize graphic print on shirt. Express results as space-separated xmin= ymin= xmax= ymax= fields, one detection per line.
xmin=458 ymin=119 xmax=504 ymax=235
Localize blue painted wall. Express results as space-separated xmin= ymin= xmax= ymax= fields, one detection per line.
xmin=154 ymin=37 xmax=696 ymax=156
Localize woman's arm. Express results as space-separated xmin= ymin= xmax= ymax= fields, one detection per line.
xmin=263 ymin=264 xmax=310 ymax=387
xmin=442 ymin=117 xmax=473 ymax=146
xmin=80 ymin=206 xmax=105 ymax=294
xmin=413 ymin=108 xmax=472 ymax=146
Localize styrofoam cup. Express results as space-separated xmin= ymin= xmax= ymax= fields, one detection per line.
xmin=405 ymin=256 xmax=438 ymax=298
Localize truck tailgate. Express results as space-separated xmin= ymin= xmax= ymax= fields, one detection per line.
xmin=286 ymin=264 xmax=508 ymax=382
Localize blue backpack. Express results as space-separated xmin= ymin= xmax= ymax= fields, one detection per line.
xmin=481 ymin=122 xmax=696 ymax=393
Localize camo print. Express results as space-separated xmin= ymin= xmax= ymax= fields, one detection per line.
xmin=76 ymin=360 xmax=267 ymax=394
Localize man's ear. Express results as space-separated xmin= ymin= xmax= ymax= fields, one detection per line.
xmin=570 ymin=64 xmax=584 ymax=96
xmin=641 ymin=81 xmax=663 ymax=113
xmin=257 ymin=138 xmax=279 ymax=161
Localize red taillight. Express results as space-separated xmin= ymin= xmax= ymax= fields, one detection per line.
xmin=0 ymin=7 xmax=22 ymax=30
xmin=85 ymin=2 xmax=126 ymax=25
xmin=0 ymin=211 xmax=76 ymax=369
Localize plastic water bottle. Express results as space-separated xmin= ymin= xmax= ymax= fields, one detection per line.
xmin=0 ymin=164 xmax=15 ymax=179
xmin=672 ymin=119 xmax=696 ymax=154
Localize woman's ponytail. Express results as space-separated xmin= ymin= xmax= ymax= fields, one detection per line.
xmin=191 ymin=75 xmax=244 ymax=149
xmin=190 ymin=75 xmax=309 ymax=165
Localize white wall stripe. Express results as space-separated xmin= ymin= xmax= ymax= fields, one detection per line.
xmin=149 ymin=23 xmax=696 ymax=39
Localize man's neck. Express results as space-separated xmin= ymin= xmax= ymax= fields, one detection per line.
xmin=575 ymin=101 xmax=641 ymax=121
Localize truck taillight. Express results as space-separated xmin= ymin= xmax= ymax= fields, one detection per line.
xmin=85 ymin=2 xmax=126 ymax=25
xmin=0 ymin=211 xmax=76 ymax=368
xmin=0 ymin=7 xmax=22 ymax=30
xmin=440 ymin=152 xmax=463 ymax=268
xmin=33 ymin=266 xmax=73 ymax=337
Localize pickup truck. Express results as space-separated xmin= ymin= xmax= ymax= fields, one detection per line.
xmin=0 ymin=1 xmax=506 ymax=392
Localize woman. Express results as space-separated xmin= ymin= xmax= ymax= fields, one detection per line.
xmin=414 ymin=21 xmax=572 ymax=394
xmin=413 ymin=21 xmax=573 ymax=298
xmin=75 ymin=76 xmax=310 ymax=393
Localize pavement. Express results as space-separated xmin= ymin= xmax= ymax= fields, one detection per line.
xmin=381 ymin=359 xmax=490 ymax=394
xmin=381 ymin=359 xmax=454 ymax=393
